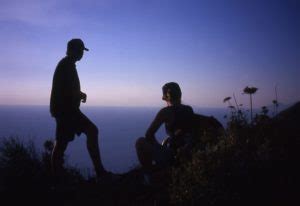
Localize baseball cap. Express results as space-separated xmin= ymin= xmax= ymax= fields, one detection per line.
xmin=67 ymin=38 xmax=89 ymax=51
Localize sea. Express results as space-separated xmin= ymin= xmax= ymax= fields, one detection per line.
xmin=0 ymin=105 xmax=228 ymax=175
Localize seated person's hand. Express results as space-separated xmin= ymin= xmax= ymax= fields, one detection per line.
xmin=80 ymin=92 xmax=87 ymax=103
xmin=146 ymin=137 xmax=160 ymax=146
xmin=174 ymin=129 xmax=183 ymax=136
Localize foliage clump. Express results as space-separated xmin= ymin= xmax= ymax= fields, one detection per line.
xmin=169 ymin=102 xmax=296 ymax=205
xmin=0 ymin=137 xmax=83 ymax=205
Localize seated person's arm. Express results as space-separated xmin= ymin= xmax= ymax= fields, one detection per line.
xmin=145 ymin=109 xmax=165 ymax=144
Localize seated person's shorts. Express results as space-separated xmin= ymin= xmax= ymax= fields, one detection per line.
xmin=152 ymin=134 xmax=193 ymax=167
xmin=55 ymin=110 xmax=96 ymax=143
xmin=152 ymin=142 xmax=174 ymax=167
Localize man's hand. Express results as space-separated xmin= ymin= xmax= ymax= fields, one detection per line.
xmin=80 ymin=92 xmax=87 ymax=103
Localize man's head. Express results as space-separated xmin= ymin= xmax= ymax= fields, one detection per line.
xmin=162 ymin=82 xmax=182 ymax=104
xmin=66 ymin=39 xmax=89 ymax=61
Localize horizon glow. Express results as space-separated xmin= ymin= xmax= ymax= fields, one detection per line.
xmin=0 ymin=0 xmax=299 ymax=108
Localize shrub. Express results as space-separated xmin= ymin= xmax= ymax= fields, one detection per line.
xmin=169 ymin=107 xmax=292 ymax=205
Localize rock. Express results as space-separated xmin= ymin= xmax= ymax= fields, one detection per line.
xmin=273 ymin=101 xmax=300 ymax=133
xmin=193 ymin=113 xmax=224 ymax=145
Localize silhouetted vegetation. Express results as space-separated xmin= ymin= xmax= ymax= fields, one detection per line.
xmin=0 ymin=101 xmax=298 ymax=205
xmin=0 ymin=137 xmax=84 ymax=205
xmin=169 ymin=101 xmax=298 ymax=206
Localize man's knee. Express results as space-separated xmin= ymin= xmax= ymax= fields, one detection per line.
xmin=86 ymin=124 xmax=99 ymax=137
xmin=92 ymin=125 xmax=99 ymax=136
xmin=135 ymin=137 xmax=147 ymax=151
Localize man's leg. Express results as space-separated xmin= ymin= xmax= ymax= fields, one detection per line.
xmin=81 ymin=116 xmax=106 ymax=177
xmin=51 ymin=140 xmax=68 ymax=176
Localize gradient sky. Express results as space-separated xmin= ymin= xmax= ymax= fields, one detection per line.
xmin=0 ymin=0 xmax=299 ymax=108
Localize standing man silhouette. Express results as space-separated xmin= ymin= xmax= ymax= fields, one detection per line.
xmin=50 ymin=39 xmax=108 ymax=180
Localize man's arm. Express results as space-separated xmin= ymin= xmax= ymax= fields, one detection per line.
xmin=80 ymin=91 xmax=87 ymax=103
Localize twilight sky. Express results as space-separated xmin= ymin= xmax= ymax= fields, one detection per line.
xmin=0 ymin=0 xmax=299 ymax=108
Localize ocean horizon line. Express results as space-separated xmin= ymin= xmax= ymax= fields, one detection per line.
xmin=0 ymin=103 xmax=294 ymax=111
xmin=0 ymin=104 xmax=229 ymax=110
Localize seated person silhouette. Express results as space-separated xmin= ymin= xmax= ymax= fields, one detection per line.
xmin=50 ymin=39 xmax=114 ymax=181
xmin=135 ymin=82 xmax=194 ymax=182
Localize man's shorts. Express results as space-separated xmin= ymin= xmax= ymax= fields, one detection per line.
xmin=55 ymin=110 xmax=96 ymax=143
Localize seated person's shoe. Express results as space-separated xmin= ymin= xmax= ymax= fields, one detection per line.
xmin=142 ymin=173 xmax=153 ymax=186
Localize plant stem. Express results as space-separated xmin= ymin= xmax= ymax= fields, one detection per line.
xmin=275 ymin=85 xmax=278 ymax=115
xmin=233 ymin=93 xmax=239 ymax=110
xmin=250 ymin=94 xmax=253 ymax=123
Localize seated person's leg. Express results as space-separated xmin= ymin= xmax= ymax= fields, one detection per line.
xmin=136 ymin=137 xmax=173 ymax=172
xmin=136 ymin=137 xmax=157 ymax=172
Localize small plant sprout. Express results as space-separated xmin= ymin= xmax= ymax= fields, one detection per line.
xmin=233 ymin=93 xmax=240 ymax=110
xmin=261 ymin=106 xmax=269 ymax=116
xmin=272 ymin=84 xmax=279 ymax=115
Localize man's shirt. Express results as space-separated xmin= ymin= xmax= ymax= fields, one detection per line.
xmin=50 ymin=56 xmax=81 ymax=117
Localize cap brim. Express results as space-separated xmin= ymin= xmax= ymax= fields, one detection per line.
xmin=84 ymin=47 xmax=89 ymax=51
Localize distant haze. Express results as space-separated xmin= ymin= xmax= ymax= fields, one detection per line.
xmin=0 ymin=0 xmax=299 ymax=108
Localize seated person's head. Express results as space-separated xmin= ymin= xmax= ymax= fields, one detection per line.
xmin=162 ymin=82 xmax=182 ymax=104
